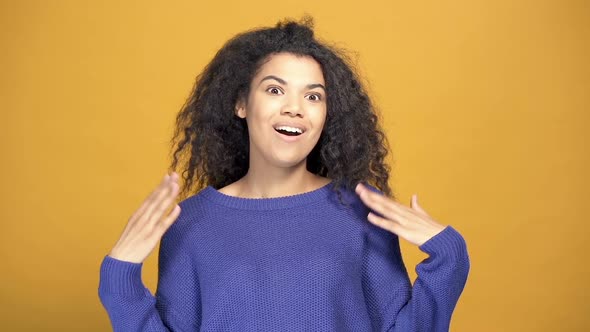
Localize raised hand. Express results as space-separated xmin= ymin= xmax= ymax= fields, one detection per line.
xmin=355 ymin=183 xmax=446 ymax=247
xmin=108 ymin=172 xmax=182 ymax=263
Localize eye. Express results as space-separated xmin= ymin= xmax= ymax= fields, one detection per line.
xmin=266 ymin=86 xmax=283 ymax=95
xmin=306 ymin=93 xmax=323 ymax=102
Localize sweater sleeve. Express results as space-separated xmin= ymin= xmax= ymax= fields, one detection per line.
xmin=361 ymin=224 xmax=470 ymax=332
xmin=98 ymin=216 xmax=201 ymax=331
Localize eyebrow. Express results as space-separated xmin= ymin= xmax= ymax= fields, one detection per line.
xmin=258 ymin=75 xmax=326 ymax=92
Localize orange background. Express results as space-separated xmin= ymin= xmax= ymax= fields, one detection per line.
xmin=1 ymin=0 xmax=588 ymax=331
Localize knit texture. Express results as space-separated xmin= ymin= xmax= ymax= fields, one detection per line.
xmin=98 ymin=182 xmax=470 ymax=331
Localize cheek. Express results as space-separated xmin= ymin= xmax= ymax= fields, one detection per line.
xmin=244 ymin=107 xmax=273 ymax=137
xmin=247 ymin=96 xmax=279 ymax=121
xmin=314 ymin=107 xmax=328 ymax=130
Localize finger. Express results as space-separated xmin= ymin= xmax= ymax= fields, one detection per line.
xmin=142 ymin=178 xmax=178 ymax=227
xmin=129 ymin=174 xmax=172 ymax=224
xmin=355 ymin=183 xmax=387 ymax=208
xmin=130 ymin=172 xmax=179 ymax=222
xmin=367 ymin=211 xmax=400 ymax=235
xmin=156 ymin=204 xmax=182 ymax=235
xmin=134 ymin=173 xmax=177 ymax=224
xmin=356 ymin=184 xmax=413 ymax=222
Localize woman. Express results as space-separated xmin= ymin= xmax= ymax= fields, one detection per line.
xmin=99 ymin=17 xmax=470 ymax=331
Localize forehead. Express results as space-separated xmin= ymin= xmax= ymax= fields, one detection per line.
xmin=254 ymin=52 xmax=325 ymax=84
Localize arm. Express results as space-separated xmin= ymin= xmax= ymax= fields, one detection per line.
xmin=98 ymin=256 xmax=173 ymax=332
xmin=391 ymin=225 xmax=470 ymax=331
xmin=98 ymin=172 xmax=201 ymax=331
xmin=362 ymin=224 xmax=470 ymax=332
xmin=356 ymin=183 xmax=471 ymax=331
xmin=98 ymin=212 xmax=201 ymax=331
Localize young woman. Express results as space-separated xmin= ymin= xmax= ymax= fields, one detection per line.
xmin=99 ymin=17 xmax=470 ymax=331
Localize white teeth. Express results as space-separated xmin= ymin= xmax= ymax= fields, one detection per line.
xmin=275 ymin=126 xmax=303 ymax=134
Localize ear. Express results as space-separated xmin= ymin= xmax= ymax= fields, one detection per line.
xmin=235 ymin=98 xmax=246 ymax=119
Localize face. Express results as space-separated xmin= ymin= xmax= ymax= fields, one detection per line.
xmin=236 ymin=52 xmax=327 ymax=169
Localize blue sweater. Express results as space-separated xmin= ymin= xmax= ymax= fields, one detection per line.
xmin=98 ymin=182 xmax=470 ymax=331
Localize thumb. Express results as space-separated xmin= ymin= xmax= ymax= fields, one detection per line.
xmin=411 ymin=194 xmax=430 ymax=216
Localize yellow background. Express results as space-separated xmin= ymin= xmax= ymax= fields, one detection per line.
xmin=1 ymin=0 xmax=588 ymax=331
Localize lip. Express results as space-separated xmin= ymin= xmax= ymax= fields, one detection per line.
xmin=273 ymin=122 xmax=307 ymax=133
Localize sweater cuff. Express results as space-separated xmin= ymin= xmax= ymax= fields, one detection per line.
xmin=418 ymin=225 xmax=468 ymax=259
xmin=99 ymin=255 xmax=148 ymax=296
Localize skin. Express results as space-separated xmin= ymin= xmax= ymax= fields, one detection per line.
xmin=108 ymin=52 xmax=447 ymax=264
xmin=355 ymin=184 xmax=447 ymax=246
xmin=220 ymin=52 xmax=331 ymax=198
xmin=109 ymin=52 xmax=331 ymax=263
xmin=109 ymin=173 xmax=181 ymax=263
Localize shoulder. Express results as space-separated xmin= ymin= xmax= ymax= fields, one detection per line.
xmin=177 ymin=184 xmax=218 ymax=211
xmin=162 ymin=187 xmax=212 ymax=242
xmin=331 ymin=181 xmax=398 ymax=235
xmin=327 ymin=180 xmax=384 ymax=204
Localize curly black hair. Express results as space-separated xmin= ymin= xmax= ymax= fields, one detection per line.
xmin=168 ymin=16 xmax=395 ymax=204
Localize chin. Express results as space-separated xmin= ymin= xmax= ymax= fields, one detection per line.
xmin=275 ymin=159 xmax=308 ymax=169
xmin=269 ymin=154 xmax=309 ymax=169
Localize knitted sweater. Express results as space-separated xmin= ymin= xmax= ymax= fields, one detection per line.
xmin=98 ymin=182 xmax=470 ymax=331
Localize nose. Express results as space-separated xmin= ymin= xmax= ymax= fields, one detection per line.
xmin=280 ymin=97 xmax=303 ymax=117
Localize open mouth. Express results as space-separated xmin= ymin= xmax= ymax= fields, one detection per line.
xmin=275 ymin=126 xmax=303 ymax=136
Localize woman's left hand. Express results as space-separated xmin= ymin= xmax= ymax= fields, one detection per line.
xmin=355 ymin=183 xmax=447 ymax=247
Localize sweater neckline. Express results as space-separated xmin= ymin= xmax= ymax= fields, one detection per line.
xmin=200 ymin=181 xmax=336 ymax=210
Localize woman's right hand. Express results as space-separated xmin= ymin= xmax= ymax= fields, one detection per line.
xmin=107 ymin=172 xmax=182 ymax=264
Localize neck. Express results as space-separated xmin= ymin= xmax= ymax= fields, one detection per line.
xmin=235 ymin=162 xmax=326 ymax=199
